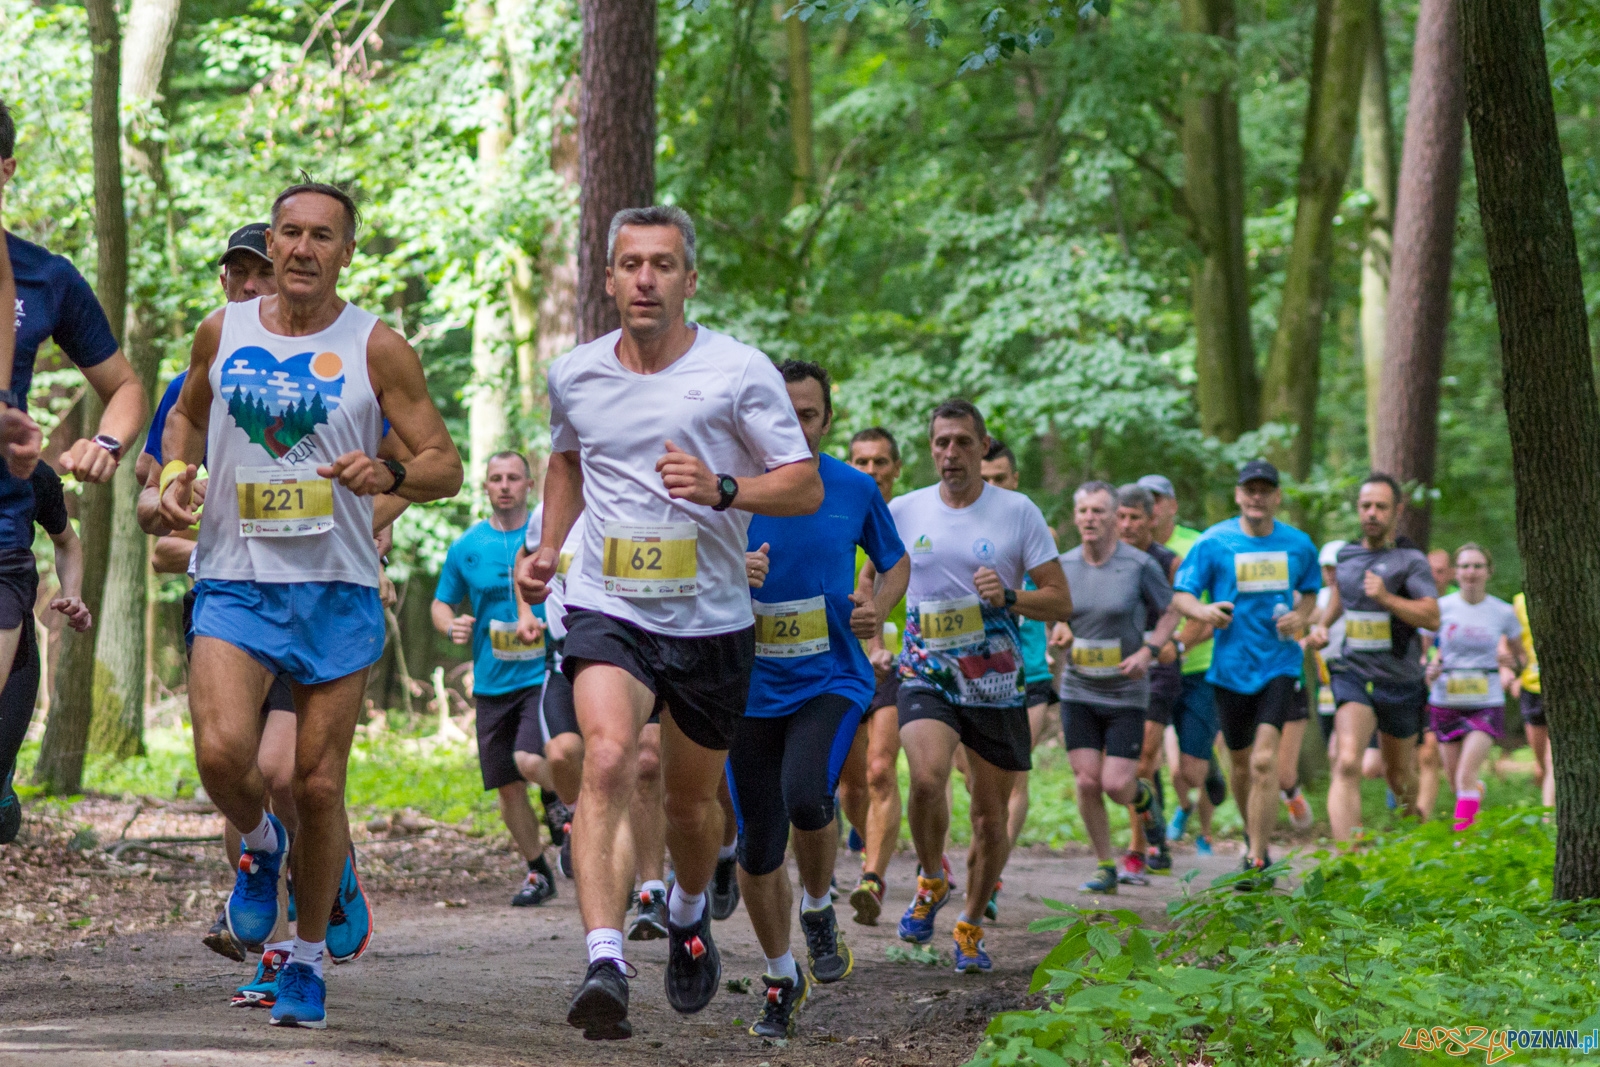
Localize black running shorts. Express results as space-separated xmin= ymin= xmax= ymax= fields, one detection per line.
xmin=1328 ymin=672 xmax=1424 ymax=740
xmin=1145 ymin=663 xmax=1182 ymax=726
xmin=561 ymin=609 xmax=752 ymax=751
xmin=1213 ymin=675 xmax=1302 ymax=752
xmin=1025 ymin=678 xmax=1058 ymax=710
xmin=1062 ymin=700 xmax=1145 ymax=760
xmin=896 ymin=687 xmax=1032 ymax=772
xmin=475 ymin=684 xmax=545 ymax=791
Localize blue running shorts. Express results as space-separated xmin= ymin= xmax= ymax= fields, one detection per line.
xmin=192 ymin=579 xmax=386 ymax=686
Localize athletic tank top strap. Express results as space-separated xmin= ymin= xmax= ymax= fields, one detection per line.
xmin=194 ymin=297 xmax=384 ymax=587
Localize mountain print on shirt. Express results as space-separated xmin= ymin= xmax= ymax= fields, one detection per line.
xmin=221 ymin=345 xmax=346 ymax=460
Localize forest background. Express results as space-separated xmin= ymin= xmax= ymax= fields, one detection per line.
xmin=1 ymin=0 xmax=1597 ymax=765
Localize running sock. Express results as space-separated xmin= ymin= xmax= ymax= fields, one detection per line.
xmin=640 ymin=878 xmax=667 ymax=901
xmin=765 ymin=951 xmax=799 ymax=983
xmin=1457 ymin=789 xmax=1481 ymax=801
xmin=717 ymin=843 xmax=737 ymax=861
xmin=241 ymin=813 xmax=277 ymax=854
xmin=290 ymin=937 xmax=325 ymax=978
xmin=264 ymin=938 xmax=293 ymax=957
xmin=668 ymin=883 xmax=706 ymax=927
xmin=800 ymin=889 xmax=831 ymax=913
xmin=529 ymin=855 xmax=554 ymax=881
xmin=586 ymin=928 xmax=625 ymax=966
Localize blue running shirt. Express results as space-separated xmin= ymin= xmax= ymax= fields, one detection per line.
xmin=435 ymin=519 xmax=548 ymax=697
xmin=1173 ymin=517 xmax=1320 ymax=696
xmin=746 ymin=455 xmax=906 ymax=718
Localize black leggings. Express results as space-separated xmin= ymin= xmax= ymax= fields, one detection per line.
xmin=0 ymin=622 xmax=41 ymax=786
xmin=726 ymin=693 xmax=859 ymax=877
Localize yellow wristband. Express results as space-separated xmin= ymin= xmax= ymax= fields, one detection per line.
xmin=159 ymin=460 xmax=189 ymax=497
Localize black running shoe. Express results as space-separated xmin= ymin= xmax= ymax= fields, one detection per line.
xmin=1135 ymin=777 xmax=1167 ymax=852
xmin=749 ymin=970 xmax=808 ymax=1039
xmin=202 ymin=911 xmax=247 ymax=962
xmin=800 ymin=904 xmax=853 ymax=984
xmin=558 ymin=830 xmax=573 ymax=879
xmin=627 ymin=886 xmax=668 ymax=941
xmin=709 ymin=855 xmax=740 ymax=920
xmin=664 ymin=904 xmax=721 ymax=1014
xmin=1204 ymin=755 xmax=1227 ymax=806
xmin=511 ymin=870 xmax=556 ymax=907
xmin=567 ymin=958 xmax=632 ymax=1040
xmin=543 ymin=793 xmax=573 ymax=848
xmin=1235 ymin=852 xmax=1275 ymax=893
xmin=0 ymin=771 xmax=19 ymax=845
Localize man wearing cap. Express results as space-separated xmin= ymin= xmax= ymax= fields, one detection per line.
xmin=1137 ymin=474 xmax=1225 ymax=854
xmin=1171 ymin=461 xmax=1319 ymax=889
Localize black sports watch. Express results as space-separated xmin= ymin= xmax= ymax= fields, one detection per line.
xmin=713 ymin=473 xmax=738 ymax=511
xmin=1003 ymin=587 xmax=1017 ymax=608
xmin=381 ymin=457 xmax=407 ymax=494
xmin=0 ymin=389 xmax=21 ymax=409
xmin=1145 ymin=642 xmax=1163 ymax=659
xmin=92 ymin=433 xmax=124 ymax=461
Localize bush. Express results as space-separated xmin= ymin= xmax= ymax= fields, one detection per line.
xmin=972 ymin=811 xmax=1600 ymax=1066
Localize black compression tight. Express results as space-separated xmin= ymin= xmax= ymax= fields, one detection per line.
xmin=0 ymin=624 xmax=40 ymax=786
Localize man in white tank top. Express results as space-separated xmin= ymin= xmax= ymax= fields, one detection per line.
xmin=517 ymin=206 xmax=822 ymax=1040
xmin=157 ymin=183 xmax=463 ymax=1030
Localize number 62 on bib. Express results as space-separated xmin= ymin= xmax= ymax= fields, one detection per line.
xmin=602 ymin=521 xmax=698 ymax=598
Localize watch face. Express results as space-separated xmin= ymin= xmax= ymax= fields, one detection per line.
xmin=720 ymin=476 xmax=737 ymax=495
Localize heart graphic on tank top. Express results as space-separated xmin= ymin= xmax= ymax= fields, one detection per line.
xmin=221 ymin=346 xmax=345 ymax=460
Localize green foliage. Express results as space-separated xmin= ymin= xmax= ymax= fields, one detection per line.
xmin=972 ymin=814 xmax=1599 ymax=1066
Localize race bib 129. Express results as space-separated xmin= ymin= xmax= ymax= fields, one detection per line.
xmin=918 ymin=595 xmax=985 ymax=652
xmin=602 ymin=521 xmax=698 ymax=598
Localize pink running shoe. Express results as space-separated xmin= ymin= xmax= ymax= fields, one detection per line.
xmin=1452 ymin=795 xmax=1481 ymax=831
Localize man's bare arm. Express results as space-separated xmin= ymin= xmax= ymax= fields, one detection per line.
xmin=356 ymin=322 xmax=462 ymax=503
xmin=516 ymin=451 xmax=582 ymax=604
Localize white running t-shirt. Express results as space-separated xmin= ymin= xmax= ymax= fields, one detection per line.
xmin=547 ymin=325 xmax=812 ymax=637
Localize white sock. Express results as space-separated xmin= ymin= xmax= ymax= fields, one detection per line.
xmin=800 ymin=889 xmax=831 ymax=913
xmin=241 ymin=814 xmax=277 ymax=854
xmin=264 ymin=939 xmax=293 ymax=958
xmin=765 ymin=951 xmax=798 ymax=983
xmin=958 ymin=913 xmax=974 ymax=926
xmin=718 ymin=843 xmax=737 ymax=861
xmin=668 ymin=883 xmax=706 ymax=927
xmin=585 ymin=928 xmax=625 ymax=965
xmin=290 ymin=937 xmax=325 ymax=978
xmin=1458 ymin=789 xmax=1481 ymax=801
xmin=639 ymin=878 xmax=666 ymax=901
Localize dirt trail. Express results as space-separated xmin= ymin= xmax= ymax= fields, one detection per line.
xmin=0 ymin=830 xmax=1251 ymax=1067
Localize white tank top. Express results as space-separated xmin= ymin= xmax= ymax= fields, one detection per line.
xmin=195 ymin=297 xmax=384 ymax=588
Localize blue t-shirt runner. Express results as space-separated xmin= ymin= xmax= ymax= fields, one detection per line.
xmin=435 ymin=518 xmax=548 ymax=697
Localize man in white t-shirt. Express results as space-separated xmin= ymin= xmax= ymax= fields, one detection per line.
xmin=516 ymin=206 xmax=821 ymax=1040
xmin=876 ymin=398 xmax=1069 ymax=973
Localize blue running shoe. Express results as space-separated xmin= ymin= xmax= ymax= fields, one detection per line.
xmin=1385 ymin=787 xmax=1398 ymax=811
xmin=327 ymin=845 xmax=373 ymax=964
xmin=269 ymin=961 xmax=326 ymax=1028
xmin=952 ymin=920 xmax=991 ymax=974
xmin=227 ymin=812 xmax=287 ymax=948
xmin=232 ymin=947 xmax=290 ymax=1008
xmin=846 ymin=826 xmax=863 ymax=853
xmin=286 ymin=866 xmax=296 ymax=924
xmin=1167 ymin=805 xmax=1189 ymax=842
xmin=1195 ymin=835 xmax=1213 ymax=856
xmin=896 ymin=875 xmax=949 ymax=944
xmin=0 ymin=769 xmax=20 ymax=845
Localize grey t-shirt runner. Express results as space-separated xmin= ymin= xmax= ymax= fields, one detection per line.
xmin=1329 ymin=541 xmax=1437 ymax=690
xmin=1058 ymin=542 xmax=1173 ymax=710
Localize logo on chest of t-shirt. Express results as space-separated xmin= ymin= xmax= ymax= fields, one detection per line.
xmin=222 ymin=346 xmax=344 ymax=462
xmin=912 ymin=534 xmax=932 ymax=554
xmin=971 ymin=538 xmax=996 ymax=565
xmin=683 ymin=388 xmax=704 ymax=402
xmin=12 ymin=298 xmax=21 ymax=330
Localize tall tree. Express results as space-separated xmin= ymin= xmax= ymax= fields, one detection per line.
xmin=91 ymin=0 xmax=183 ymax=759
xmin=1259 ymin=0 xmax=1368 ymax=478
xmin=35 ymin=0 xmax=126 ymax=793
xmin=1179 ymin=0 xmax=1257 ymax=445
xmin=1356 ymin=0 xmax=1394 ymax=461
xmin=1372 ymin=0 xmax=1463 ymax=546
xmin=576 ymin=0 xmax=657 ymax=343
xmin=467 ymin=0 xmax=512 ymax=481
xmin=531 ymin=85 xmax=579 ymax=434
xmin=783 ymin=6 xmax=815 ymax=208
xmin=1460 ymin=0 xmax=1600 ymax=901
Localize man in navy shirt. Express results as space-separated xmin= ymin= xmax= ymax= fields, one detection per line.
xmin=0 ymin=97 xmax=149 ymax=841
xmin=732 ymin=360 xmax=908 ymax=1039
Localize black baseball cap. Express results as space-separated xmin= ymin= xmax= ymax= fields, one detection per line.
xmin=219 ymin=223 xmax=271 ymax=267
xmin=1236 ymin=459 xmax=1280 ymax=487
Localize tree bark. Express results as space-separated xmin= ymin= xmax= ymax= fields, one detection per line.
xmin=1460 ymin=0 xmax=1600 ymax=901
xmin=1372 ymin=0 xmax=1463 ymax=546
xmin=530 ymin=84 xmax=579 ymax=446
xmin=467 ymin=0 xmax=512 ymax=482
xmin=91 ymin=0 xmax=182 ymax=759
xmin=1259 ymin=0 xmax=1369 ymax=478
xmin=576 ymin=0 xmax=656 ymax=344
xmin=35 ymin=0 xmax=127 ymax=793
xmin=1180 ymin=0 xmax=1257 ymax=443
xmin=1357 ymin=0 xmax=1394 ymax=462
xmin=783 ymin=7 xmax=814 ymax=208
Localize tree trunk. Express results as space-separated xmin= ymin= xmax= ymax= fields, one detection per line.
xmin=576 ymin=0 xmax=656 ymax=344
xmin=466 ymin=0 xmax=512 ymax=482
xmin=1357 ymin=0 xmax=1394 ymax=462
xmin=1372 ymin=0 xmax=1463 ymax=546
xmin=1259 ymin=0 xmax=1369 ymax=479
xmin=531 ymin=84 xmax=579 ymax=445
xmin=35 ymin=0 xmax=126 ymax=794
xmin=783 ymin=7 xmax=814 ymax=208
xmin=90 ymin=0 xmax=182 ymax=759
xmin=1181 ymin=0 xmax=1258 ymax=444
xmin=1460 ymin=0 xmax=1600 ymax=901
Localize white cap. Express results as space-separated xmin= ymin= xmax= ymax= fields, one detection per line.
xmin=1319 ymin=540 xmax=1347 ymax=567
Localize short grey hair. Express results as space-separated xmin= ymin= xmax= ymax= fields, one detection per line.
xmin=607 ymin=206 xmax=697 ymax=269
xmin=1116 ymin=483 xmax=1154 ymax=516
xmin=1074 ymin=480 xmax=1117 ymax=506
